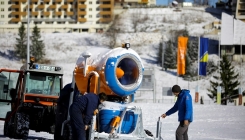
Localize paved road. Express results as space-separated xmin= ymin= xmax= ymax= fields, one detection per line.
xmin=0 ymin=121 xmax=53 ymax=140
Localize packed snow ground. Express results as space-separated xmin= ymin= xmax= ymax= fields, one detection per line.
xmin=1 ymin=104 xmax=245 ymax=140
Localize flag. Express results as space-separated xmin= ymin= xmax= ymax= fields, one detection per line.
xmin=199 ymin=37 xmax=209 ymax=76
xmin=177 ymin=37 xmax=188 ymax=75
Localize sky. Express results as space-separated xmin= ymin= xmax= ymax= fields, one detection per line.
xmin=155 ymin=0 xmax=228 ymax=8
xmin=0 ymin=6 xmax=244 ymax=140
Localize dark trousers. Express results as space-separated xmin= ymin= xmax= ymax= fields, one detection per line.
xmin=70 ymin=103 xmax=86 ymax=140
xmin=54 ymin=103 xmax=68 ymax=140
xmin=176 ymin=121 xmax=189 ymax=140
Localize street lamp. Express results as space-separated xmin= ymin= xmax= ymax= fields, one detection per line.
xmin=27 ymin=0 xmax=30 ymax=66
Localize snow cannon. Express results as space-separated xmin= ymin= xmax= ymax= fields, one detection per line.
xmin=74 ymin=43 xmax=144 ymax=98
xmin=59 ymin=44 xmax=161 ymax=140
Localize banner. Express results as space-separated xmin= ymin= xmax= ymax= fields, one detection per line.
xmin=199 ymin=37 xmax=209 ymax=76
xmin=177 ymin=37 xmax=188 ymax=75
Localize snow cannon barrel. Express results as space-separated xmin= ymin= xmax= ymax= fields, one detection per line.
xmin=74 ymin=44 xmax=144 ymax=97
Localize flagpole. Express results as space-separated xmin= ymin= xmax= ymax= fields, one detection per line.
xmin=240 ymin=37 xmax=242 ymax=91
xmin=197 ymin=37 xmax=200 ymax=84
xmin=195 ymin=36 xmax=200 ymax=103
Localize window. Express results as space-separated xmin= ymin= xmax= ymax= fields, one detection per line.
xmin=26 ymin=72 xmax=61 ymax=96
xmin=89 ymin=1 xmax=92 ymax=4
xmin=96 ymin=1 xmax=99 ymax=4
xmin=1 ymin=8 xmax=4 ymax=11
xmin=89 ymin=8 xmax=92 ymax=11
xmin=1 ymin=15 xmax=4 ymax=18
xmin=89 ymin=15 xmax=92 ymax=18
xmin=1 ymin=1 xmax=4 ymax=4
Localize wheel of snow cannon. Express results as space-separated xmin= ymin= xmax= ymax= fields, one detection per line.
xmin=13 ymin=112 xmax=30 ymax=139
xmin=3 ymin=111 xmax=13 ymax=138
xmin=144 ymin=129 xmax=153 ymax=137
xmin=62 ymin=121 xmax=73 ymax=140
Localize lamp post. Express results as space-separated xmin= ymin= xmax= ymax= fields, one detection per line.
xmin=27 ymin=0 xmax=30 ymax=66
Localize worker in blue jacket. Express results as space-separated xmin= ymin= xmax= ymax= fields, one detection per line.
xmin=161 ymin=85 xmax=193 ymax=140
xmin=69 ymin=92 xmax=108 ymax=140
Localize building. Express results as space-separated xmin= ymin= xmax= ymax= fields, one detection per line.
xmin=114 ymin=0 xmax=156 ymax=8
xmin=232 ymin=0 xmax=245 ymax=22
xmin=0 ymin=0 xmax=114 ymax=33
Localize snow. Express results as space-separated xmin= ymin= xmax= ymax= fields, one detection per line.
xmin=1 ymin=104 xmax=245 ymax=139
xmin=0 ymin=6 xmax=245 ymax=140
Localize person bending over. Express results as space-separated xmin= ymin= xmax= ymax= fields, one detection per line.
xmin=69 ymin=92 xmax=107 ymax=140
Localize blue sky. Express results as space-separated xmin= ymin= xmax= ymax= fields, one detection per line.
xmin=155 ymin=0 xmax=224 ymax=7
xmin=156 ymin=0 xmax=172 ymax=5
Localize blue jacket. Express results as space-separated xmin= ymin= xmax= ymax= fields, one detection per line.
xmin=74 ymin=93 xmax=100 ymax=125
xmin=166 ymin=89 xmax=193 ymax=122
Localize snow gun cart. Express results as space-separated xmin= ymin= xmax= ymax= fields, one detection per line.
xmin=56 ymin=43 xmax=163 ymax=140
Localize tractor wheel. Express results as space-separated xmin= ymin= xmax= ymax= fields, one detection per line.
xmin=62 ymin=121 xmax=73 ymax=140
xmin=14 ymin=112 xmax=30 ymax=139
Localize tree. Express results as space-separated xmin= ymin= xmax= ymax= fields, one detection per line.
xmin=164 ymin=40 xmax=176 ymax=70
xmin=207 ymin=55 xmax=240 ymax=105
xmin=15 ymin=23 xmax=27 ymax=62
xmin=187 ymin=37 xmax=198 ymax=62
xmin=31 ymin=24 xmax=45 ymax=62
xmin=158 ymin=42 xmax=163 ymax=66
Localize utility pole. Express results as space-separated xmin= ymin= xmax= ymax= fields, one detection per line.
xmin=27 ymin=0 xmax=30 ymax=67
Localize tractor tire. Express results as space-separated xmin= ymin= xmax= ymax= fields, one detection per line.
xmin=14 ymin=112 xmax=30 ymax=139
xmin=62 ymin=121 xmax=73 ymax=140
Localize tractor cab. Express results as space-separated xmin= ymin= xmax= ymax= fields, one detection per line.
xmin=0 ymin=61 xmax=63 ymax=139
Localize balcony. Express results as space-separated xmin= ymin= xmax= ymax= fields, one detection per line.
xmin=31 ymin=11 xmax=38 ymax=16
xmin=78 ymin=4 xmax=86 ymax=8
xmin=53 ymin=11 xmax=62 ymax=16
xmin=31 ymin=0 xmax=38 ymax=2
xmin=11 ymin=0 xmax=20 ymax=2
xmin=78 ymin=0 xmax=86 ymax=2
xmin=10 ymin=5 xmax=20 ymax=9
xmin=37 ymin=4 xmax=45 ymax=9
xmin=11 ymin=11 xmax=20 ymax=15
xmin=49 ymin=5 xmax=56 ymax=9
xmin=10 ymin=18 xmax=20 ymax=22
xmin=100 ymin=11 xmax=111 ymax=15
xmin=99 ymin=17 xmax=112 ymax=23
xmin=66 ymin=11 xmax=74 ymax=15
xmin=100 ymin=4 xmax=112 ymax=8
xmin=66 ymin=0 xmax=75 ymax=2
xmin=43 ymin=0 xmax=50 ymax=2
xmin=25 ymin=4 xmax=33 ymax=9
xmin=77 ymin=11 xmax=86 ymax=15
xmin=60 ymin=4 xmax=68 ymax=9
xmin=78 ymin=18 xmax=86 ymax=22
xmin=55 ymin=0 xmax=62 ymax=2
xmin=100 ymin=0 xmax=112 ymax=2
xmin=42 ymin=11 xmax=50 ymax=16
